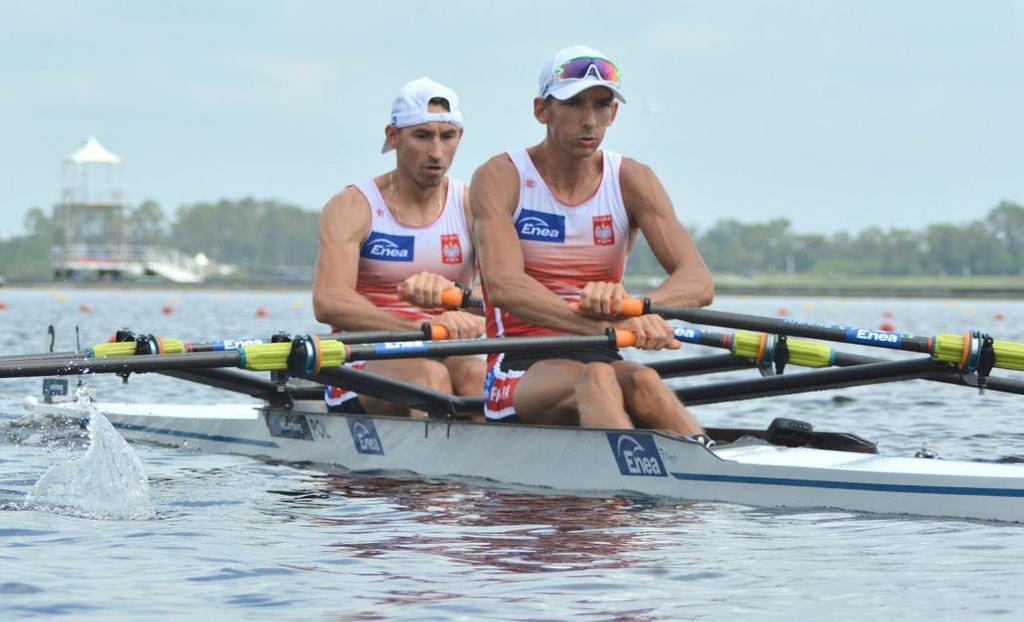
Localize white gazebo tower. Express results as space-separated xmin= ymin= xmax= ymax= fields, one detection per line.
xmin=52 ymin=136 xmax=133 ymax=280
xmin=51 ymin=136 xmax=205 ymax=283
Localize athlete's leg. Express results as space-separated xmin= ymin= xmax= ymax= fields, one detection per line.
xmin=356 ymin=358 xmax=452 ymax=417
xmin=611 ymin=361 xmax=703 ymax=435
xmin=513 ymin=360 xmax=632 ymax=428
xmin=443 ymin=355 xmax=486 ymax=397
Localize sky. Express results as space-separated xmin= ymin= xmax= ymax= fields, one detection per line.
xmin=1 ymin=1 xmax=1022 ymax=238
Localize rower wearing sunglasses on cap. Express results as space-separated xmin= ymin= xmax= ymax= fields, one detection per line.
xmin=470 ymin=46 xmax=714 ymax=437
xmin=313 ymin=77 xmax=485 ymax=417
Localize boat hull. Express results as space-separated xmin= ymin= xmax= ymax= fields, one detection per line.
xmin=24 ymin=398 xmax=1024 ymax=523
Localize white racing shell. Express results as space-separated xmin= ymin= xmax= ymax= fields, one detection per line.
xmin=24 ymin=398 xmax=1024 ymax=523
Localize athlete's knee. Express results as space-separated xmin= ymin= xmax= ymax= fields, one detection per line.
xmin=448 ymin=357 xmax=486 ymax=393
xmin=576 ymin=362 xmax=618 ymax=391
xmin=415 ymin=360 xmax=454 ymax=393
xmin=621 ymin=365 xmax=667 ymax=399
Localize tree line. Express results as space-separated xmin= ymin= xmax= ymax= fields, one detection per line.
xmin=631 ymin=200 xmax=1024 ymax=277
xmin=1 ymin=198 xmax=1021 ymax=280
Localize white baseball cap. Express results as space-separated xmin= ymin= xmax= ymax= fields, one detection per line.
xmin=538 ymin=45 xmax=625 ymax=103
xmin=382 ymin=77 xmax=464 ymax=154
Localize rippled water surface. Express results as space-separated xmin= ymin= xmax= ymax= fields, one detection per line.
xmin=2 ymin=288 xmax=1024 ymax=620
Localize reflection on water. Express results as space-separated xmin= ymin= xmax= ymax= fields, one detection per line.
xmin=268 ymin=473 xmax=704 ymax=574
xmin=4 ymin=292 xmax=1024 ymax=619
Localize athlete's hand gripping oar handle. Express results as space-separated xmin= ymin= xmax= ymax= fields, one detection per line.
xmin=440 ymin=287 xmax=484 ymax=310
xmin=424 ymin=323 xmax=451 ymax=340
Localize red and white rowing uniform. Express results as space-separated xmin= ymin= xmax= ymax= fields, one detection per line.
xmin=326 ymin=176 xmax=474 ymax=410
xmin=483 ymin=149 xmax=631 ymax=420
xmin=352 ymin=177 xmax=474 ymax=320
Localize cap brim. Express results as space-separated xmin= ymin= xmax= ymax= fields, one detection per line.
xmin=381 ymin=138 xmax=394 ymax=154
xmin=547 ymin=80 xmax=626 ymax=103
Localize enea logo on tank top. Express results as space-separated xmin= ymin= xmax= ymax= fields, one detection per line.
xmin=515 ymin=209 xmax=565 ymax=243
xmin=361 ymin=231 xmax=415 ymax=262
xmin=440 ymin=234 xmax=463 ymax=264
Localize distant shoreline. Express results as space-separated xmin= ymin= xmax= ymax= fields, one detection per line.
xmin=4 ymin=274 xmax=1024 ymax=299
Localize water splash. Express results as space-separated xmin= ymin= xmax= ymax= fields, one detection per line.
xmin=25 ymin=397 xmax=155 ymax=520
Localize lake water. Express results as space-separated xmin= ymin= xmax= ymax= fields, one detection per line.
xmin=2 ymin=287 xmax=1024 ymax=620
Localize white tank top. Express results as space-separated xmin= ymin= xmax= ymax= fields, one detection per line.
xmin=483 ymin=149 xmax=631 ymax=338
xmin=353 ymin=177 xmax=475 ymax=320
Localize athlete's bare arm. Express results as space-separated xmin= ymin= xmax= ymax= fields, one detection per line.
xmin=620 ymin=158 xmax=714 ymax=308
xmin=312 ymin=187 xmax=423 ymax=332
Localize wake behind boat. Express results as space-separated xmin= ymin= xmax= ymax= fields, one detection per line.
xmin=8 ymin=295 xmax=1024 ymax=523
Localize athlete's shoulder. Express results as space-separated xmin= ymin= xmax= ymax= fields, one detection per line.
xmin=476 ymin=152 xmax=518 ymax=173
xmin=320 ymin=183 xmax=373 ymax=241
xmin=324 ymin=180 xmax=377 ymax=214
xmin=471 ymin=153 xmax=519 ymax=186
xmin=618 ymin=155 xmax=656 ymax=180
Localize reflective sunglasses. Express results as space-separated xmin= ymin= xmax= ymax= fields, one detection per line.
xmin=554 ymin=57 xmax=621 ymax=85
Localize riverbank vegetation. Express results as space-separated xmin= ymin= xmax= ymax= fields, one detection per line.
xmin=2 ymin=199 xmax=1022 ymax=292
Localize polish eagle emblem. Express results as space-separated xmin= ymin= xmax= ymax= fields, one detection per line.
xmin=441 ymin=234 xmax=463 ymax=264
xmin=593 ymin=215 xmax=615 ymax=246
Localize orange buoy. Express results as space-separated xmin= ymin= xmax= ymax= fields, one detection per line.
xmin=255 ymin=307 xmax=269 ymax=318
xmin=777 ymin=307 xmax=790 ymax=317
xmin=162 ymin=305 xmax=174 ymax=315
xmin=879 ymin=322 xmax=896 ymax=332
xmin=995 ymin=313 xmax=1006 ymax=321
xmin=79 ymin=304 xmax=92 ymax=313
xmin=0 ymin=302 xmax=7 ymax=310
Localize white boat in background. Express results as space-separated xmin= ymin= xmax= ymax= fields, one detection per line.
xmin=23 ymin=397 xmax=1024 ymax=523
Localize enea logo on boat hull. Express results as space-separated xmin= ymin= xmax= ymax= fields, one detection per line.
xmin=360 ymin=231 xmax=415 ymax=261
xmin=607 ymin=433 xmax=667 ymax=477
xmin=347 ymin=417 xmax=384 ymax=455
xmin=515 ymin=209 xmax=565 ymax=243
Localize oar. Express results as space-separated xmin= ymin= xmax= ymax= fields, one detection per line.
xmin=0 ymin=324 xmax=452 ymax=365
xmin=619 ymin=298 xmax=1024 ymax=374
xmin=674 ymin=356 xmax=954 ymax=406
xmin=0 ymin=287 xmax=482 ymax=365
xmin=417 ymin=289 xmax=1024 ymax=394
xmin=0 ymin=330 xmax=638 ymax=379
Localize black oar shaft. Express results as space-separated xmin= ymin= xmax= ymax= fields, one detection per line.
xmin=343 ymin=333 xmax=618 ymax=362
xmin=0 ymin=351 xmax=242 ymax=378
xmin=677 ymin=357 xmax=951 ymax=406
xmin=649 ymin=305 xmax=934 ymax=354
xmin=647 ymin=354 xmax=754 ymax=378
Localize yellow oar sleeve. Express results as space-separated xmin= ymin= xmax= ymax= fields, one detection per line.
xmin=241 ymin=342 xmax=291 ymax=371
xmin=933 ymin=332 xmax=1024 ymax=371
xmin=787 ymin=339 xmax=834 ymax=368
xmin=89 ymin=342 xmax=138 ymax=358
xmin=732 ymin=331 xmax=765 ymax=361
xmin=241 ymin=339 xmax=347 ymax=373
xmin=732 ymin=331 xmax=834 ymax=368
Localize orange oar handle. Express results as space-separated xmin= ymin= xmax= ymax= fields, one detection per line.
xmin=619 ymin=298 xmax=649 ymax=317
xmin=428 ymin=324 xmax=450 ymax=340
xmin=614 ymin=329 xmax=638 ymax=348
xmin=440 ymin=287 xmax=467 ymax=308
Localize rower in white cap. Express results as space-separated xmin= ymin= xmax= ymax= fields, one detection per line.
xmin=313 ymin=77 xmax=485 ymax=417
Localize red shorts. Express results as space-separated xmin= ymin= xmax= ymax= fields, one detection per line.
xmin=483 ymin=345 xmax=621 ymax=422
xmin=324 ymin=361 xmax=369 ymax=413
